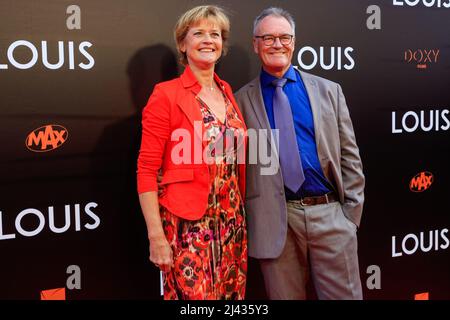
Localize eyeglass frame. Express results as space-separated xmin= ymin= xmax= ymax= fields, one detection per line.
xmin=254 ymin=34 xmax=294 ymax=46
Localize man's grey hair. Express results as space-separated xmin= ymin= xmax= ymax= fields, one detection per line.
xmin=253 ymin=7 xmax=296 ymax=36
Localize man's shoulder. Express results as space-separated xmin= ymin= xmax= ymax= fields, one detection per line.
xmin=295 ymin=67 xmax=339 ymax=88
xmin=235 ymin=77 xmax=260 ymax=99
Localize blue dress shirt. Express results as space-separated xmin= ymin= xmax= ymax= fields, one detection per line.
xmin=260 ymin=65 xmax=333 ymax=198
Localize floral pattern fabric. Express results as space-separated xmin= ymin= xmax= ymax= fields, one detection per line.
xmin=160 ymin=88 xmax=247 ymax=300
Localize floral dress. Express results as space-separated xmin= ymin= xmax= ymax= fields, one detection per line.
xmin=160 ymin=88 xmax=247 ymax=300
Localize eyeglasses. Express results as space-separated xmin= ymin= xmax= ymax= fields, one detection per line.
xmin=254 ymin=34 xmax=294 ymax=46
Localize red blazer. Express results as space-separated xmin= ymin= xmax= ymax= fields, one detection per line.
xmin=137 ymin=65 xmax=247 ymax=220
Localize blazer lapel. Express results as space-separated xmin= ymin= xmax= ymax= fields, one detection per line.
xmin=299 ymin=70 xmax=322 ymax=151
xmin=175 ymin=66 xmax=208 ymax=147
xmin=247 ymin=77 xmax=271 ymax=132
xmin=246 ymin=77 xmax=279 ymax=159
xmin=176 ymin=88 xmax=207 ymax=148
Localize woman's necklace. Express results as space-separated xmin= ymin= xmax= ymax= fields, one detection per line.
xmin=204 ymin=81 xmax=216 ymax=92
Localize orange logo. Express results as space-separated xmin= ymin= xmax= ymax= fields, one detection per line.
xmin=40 ymin=287 xmax=66 ymax=300
xmin=26 ymin=124 xmax=68 ymax=152
xmin=414 ymin=292 xmax=429 ymax=300
xmin=409 ymin=172 xmax=433 ymax=192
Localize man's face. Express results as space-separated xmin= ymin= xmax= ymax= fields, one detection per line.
xmin=253 ymin=15 xmax=295 ymax=77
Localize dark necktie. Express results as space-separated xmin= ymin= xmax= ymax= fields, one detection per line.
xmin=272 ymin=78 xmax=305 ymax=193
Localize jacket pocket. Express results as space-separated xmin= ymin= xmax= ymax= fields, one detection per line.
xmin=160 ymin=168 xmax=194 ymax=185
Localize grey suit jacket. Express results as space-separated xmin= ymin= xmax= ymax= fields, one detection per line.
xmin=235 ymin=69 xmax=365 ymax=259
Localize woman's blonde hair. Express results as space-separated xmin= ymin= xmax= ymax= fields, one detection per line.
xmin=174 ymin=5 xmax=230 ymax=65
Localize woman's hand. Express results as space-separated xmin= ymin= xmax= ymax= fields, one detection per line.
xmin=138 ymin=192 xmax=173 ymax=272
xmin=149 ymin=236 xmax=174 ymax=272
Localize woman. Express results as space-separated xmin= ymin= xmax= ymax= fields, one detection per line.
xmin=137 ymin=5 xmax=247 ymax=300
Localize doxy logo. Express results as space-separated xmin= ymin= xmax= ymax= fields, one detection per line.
xmin=26 ymin=124 xmax=68 ymax=152
xmin=404 ymin=49 xmax=439 ymax=69
xmin=410 ymin=171 xmax=433 ymax=192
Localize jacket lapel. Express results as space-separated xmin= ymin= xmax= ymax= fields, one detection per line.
xmin=247 ymin=77 xmax=271 ymax=132
xmin=246 ymin=77 xmax=279 ymax=159
xmin=176 ymin=66 xmax=207 ymax=147
xmin=299 ymin=70 xmax=322 ymax=151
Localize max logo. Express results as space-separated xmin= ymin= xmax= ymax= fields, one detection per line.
xmin=26 ymin=125 xmax=68 ymax=152
xmin=409 ymin=172 xmax=433 ymax=192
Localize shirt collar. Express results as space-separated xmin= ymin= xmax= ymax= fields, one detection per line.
xmin=260 ymin=64 xmax=297 ymax=88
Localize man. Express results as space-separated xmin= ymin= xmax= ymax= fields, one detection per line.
xmin=235 ymin=7 xmax=365 ymax=300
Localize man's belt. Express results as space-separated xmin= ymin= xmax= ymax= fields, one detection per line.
xmin=288 ymin=192 xmax=338 ymax=206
